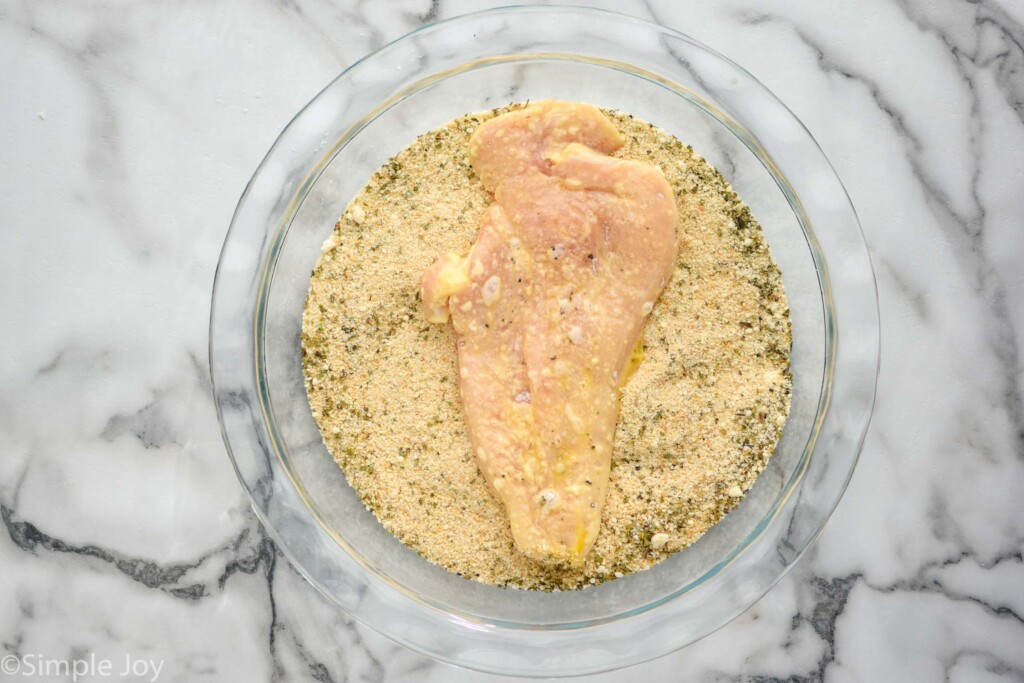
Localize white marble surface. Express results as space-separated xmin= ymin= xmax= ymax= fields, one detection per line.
xmin=1 ymin=0 xmax=1022 ymax=680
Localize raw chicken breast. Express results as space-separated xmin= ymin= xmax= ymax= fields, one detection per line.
xmin=421 ymin=101 xmax=679 ymax=565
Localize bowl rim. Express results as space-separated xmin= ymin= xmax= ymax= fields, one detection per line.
xmin=210 ymin=4 xmax=879 ymax=676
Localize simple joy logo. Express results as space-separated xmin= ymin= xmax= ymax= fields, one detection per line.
xmin=1 ymin=653 xmax=164 ymax=681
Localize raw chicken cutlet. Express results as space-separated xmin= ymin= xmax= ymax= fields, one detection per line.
xmin=421 ymin=101 xmax=679 ymax=564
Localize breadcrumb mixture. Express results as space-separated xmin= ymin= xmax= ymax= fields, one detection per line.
xmin=302 ymin=106 xmax=791 ymax=590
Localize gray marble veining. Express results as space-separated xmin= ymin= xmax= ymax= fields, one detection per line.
xmin=0 ymin=0 xmax=1021 ymax=680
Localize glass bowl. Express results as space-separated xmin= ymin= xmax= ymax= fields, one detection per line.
xmin=210 ymin=6 xmax=878 ymax=677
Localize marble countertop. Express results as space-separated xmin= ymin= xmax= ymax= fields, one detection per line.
xmin=2 ymin=0 xmax=1022 ymax=680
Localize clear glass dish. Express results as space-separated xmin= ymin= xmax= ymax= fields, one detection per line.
xmin=210 ymin=6 xmax=878 ymax=677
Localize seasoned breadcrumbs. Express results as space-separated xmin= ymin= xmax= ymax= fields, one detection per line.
xmin=302 ymin=105 xmax=791 ymax=590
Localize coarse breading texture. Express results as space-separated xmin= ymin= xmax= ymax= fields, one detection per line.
xmin=302 ymin=105 xmax=792 ymax=590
